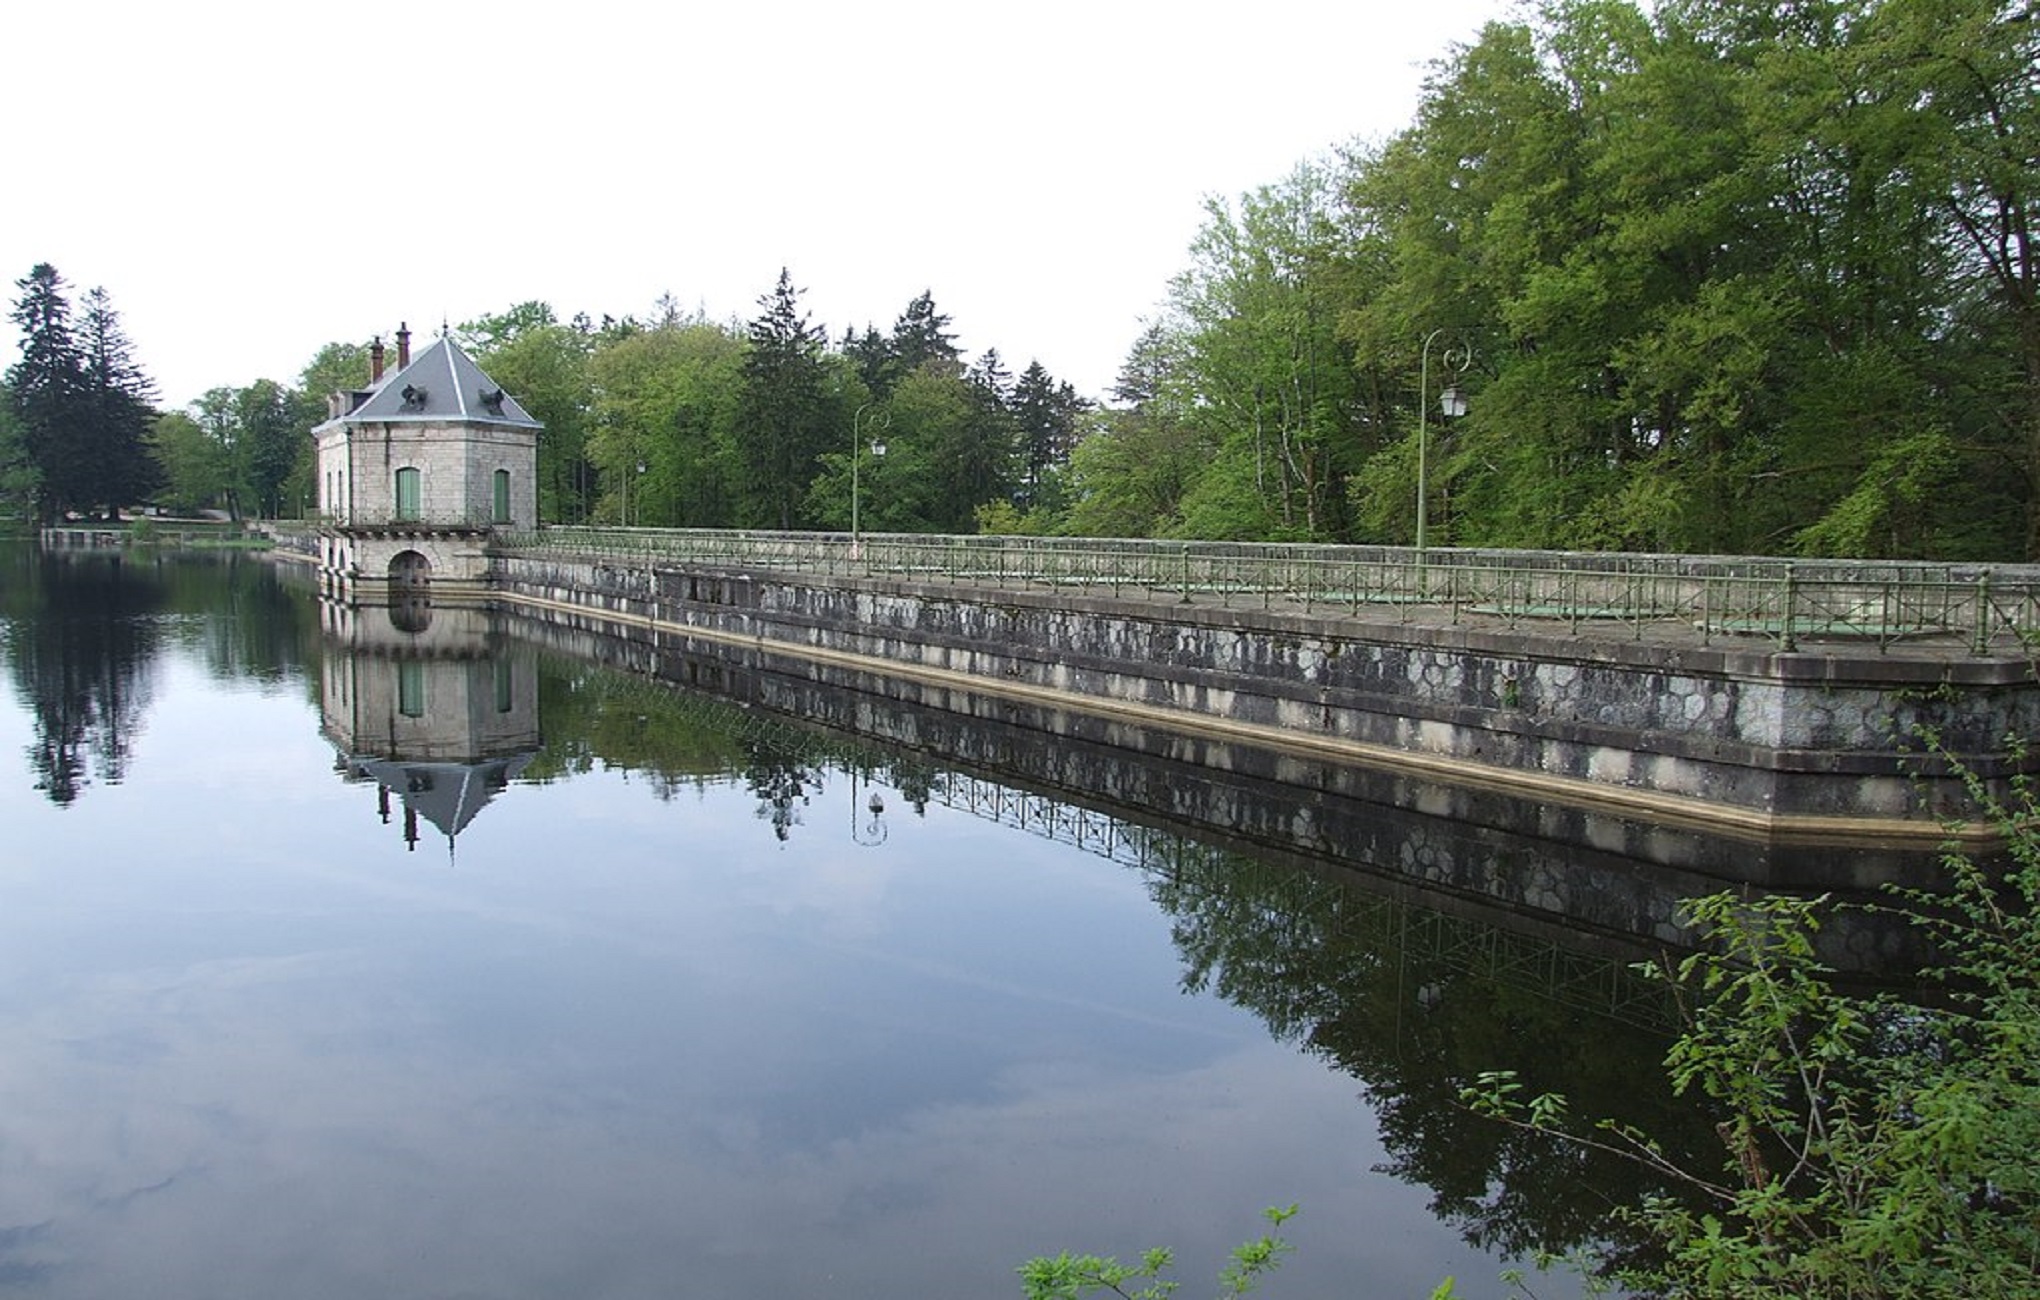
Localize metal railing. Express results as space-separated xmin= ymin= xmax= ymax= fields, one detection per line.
xmin=490 ymin=527 xmax=2040 ymax=654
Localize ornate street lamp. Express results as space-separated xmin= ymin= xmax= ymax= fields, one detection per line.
xmin=1417 ymin=330 xmax=1472 ymax=551
xmin=851 ymin=403 xmax=890 ymax=558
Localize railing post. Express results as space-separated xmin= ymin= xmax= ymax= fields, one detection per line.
xmin=1781 ymin=563 xmax=1798 ymax=652
xmin=1179 ymin=545 xmax=1192 ymax=604
xmin=1972 ymin=572 xmax=1991 ymax=656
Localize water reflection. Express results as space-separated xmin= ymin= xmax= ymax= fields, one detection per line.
xmin=317 ymin=602 xmax=540 ymax=856
xmin=0 ymin=547 xmax=315 ymax=806
xmin=0 ymin=549 xmax=164 ymax=805
xmin=0 ymin=546 xmax=1947 ymax=1296
xmin=503 ymin=637 xmax=1712 ymax=1265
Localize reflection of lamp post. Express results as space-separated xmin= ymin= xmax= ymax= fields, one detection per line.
xmin=1416 ymin=330 xmax=1472 ymax=552
xmin=850 ymin=768 xmax=887 ymax=845
xmin=851 ymin=403 xmax=889 ymax=558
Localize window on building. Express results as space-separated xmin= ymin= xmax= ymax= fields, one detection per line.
xmin=493 ymin=469 xmax=511 ymax=524
xmin=395 ymin=466 xmax=421 ymax=521
xmin=398 ymin=661 xmax=426 ymax=718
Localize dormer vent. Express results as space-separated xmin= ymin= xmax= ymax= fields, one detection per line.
xmin=401 ymin=384 xmax=428 ymax=411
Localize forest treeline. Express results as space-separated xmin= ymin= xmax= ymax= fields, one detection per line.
xmin=6 ymin=0 xmax=2035 ymax=560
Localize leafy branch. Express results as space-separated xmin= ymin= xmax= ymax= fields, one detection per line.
xmin=1018 ymin=1205 xmax=1298 ymax=1300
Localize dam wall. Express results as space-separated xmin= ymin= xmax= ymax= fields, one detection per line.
xmin=489 ymin=552 xmax=2040 ymax=839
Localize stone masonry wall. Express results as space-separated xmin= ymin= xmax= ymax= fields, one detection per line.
xmin=489 ymin=554 xmax=2040 ymax=829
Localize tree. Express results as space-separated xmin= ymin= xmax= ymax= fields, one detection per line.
xmin=849 ymin=366 xmax=975 ymax=532
xmin=459 ymin=299 xmax=558 ymax=353
xmin=888 ymin=289 xmax=961 ymax=378
xmin=475 ymin=318 xmax=598 ymax=525
xmin=1467 ymin=838 xmax=2040 ymax=1298
xmin=298 ymin=340 xmax=377 ymax=411
xmin=1010 ymin=360 xmax=1088 ymax=514
xmin=72 ymin=285 xmax=162 ymax=515
xmin=588 ymin=320 xmax=743 ymax=527
xmin=0 ymin=381 xmax=38 ymax=516
xmin=149 ymin=409 xmax=229 ymax=515
xmin=236 ymin=379 xmax=300 ymax=518
xmin=189 ymin=387 xmax=247 ymax=519
xmin=734 ymin=270 xmax=835 ymax=530
xmin=1059 ymin=326 xmax=1208 ymax=537
xmin=7 ymin=267 xmax=160 ymax=522
xmin=7 ymin=264 xmax=85 ymax=523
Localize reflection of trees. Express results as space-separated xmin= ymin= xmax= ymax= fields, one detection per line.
xmin=743 ymin=746 xmax=821 ymax=841
xmin=523 ymin=651 xmax=944 ymax=840
xmin=1 ymin=549 xmax=165 ymax=806
xmin=524 ymin=655 xmax=748 ymax=789
xmin=160 ymin=552 xmax=317 ymax=687
xmin=1148 ymin=853 xmax=1717 ymax=1266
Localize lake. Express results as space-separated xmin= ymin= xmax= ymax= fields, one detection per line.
xmin=0 ymin=543 xmax=1726 ymax=1299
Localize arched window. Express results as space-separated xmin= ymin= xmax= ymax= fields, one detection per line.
xmin=493 ymin=469 xmax=511 ymax=524
xmin=395 ymin=466 xmax=421 ymax=521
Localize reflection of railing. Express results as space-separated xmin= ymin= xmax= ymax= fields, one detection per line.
xmin=521 ymin=649 xmax=1674 ymax=1027
xmin=497 ymin=527 xmax=2040 ymax=653
xmin=937 ymin=773 xmax=1676 ymax=1032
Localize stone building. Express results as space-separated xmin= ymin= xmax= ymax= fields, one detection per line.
xmin=312 ymin=324 xmax=542 ymax=604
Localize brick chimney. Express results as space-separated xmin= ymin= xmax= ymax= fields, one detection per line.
xmin=370 ymin=336 xmax=386 ymax=383
xmin=396 ymin=323 xmax=412 ymax=370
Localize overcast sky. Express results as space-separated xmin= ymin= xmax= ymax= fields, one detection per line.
xmin=4 ymin=0 xmax=1514 ymax=409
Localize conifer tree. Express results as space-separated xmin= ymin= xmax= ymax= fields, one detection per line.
xmin=6 ymin=264 xmax=84 ymax=523
xmin=735 ymin=269 xmax=833 ymax=529
xmin=74 ymin=285 xmax=161 ymax=516
xmin=888 ymin=290 xmax=961 ymax=377
xmin=6 ymin=267 xmax=160 ymax=521
xmin=1011 ymin=360 xmax=1088 ymax=509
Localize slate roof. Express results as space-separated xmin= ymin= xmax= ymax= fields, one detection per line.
xmin=344 ymin=335 xmax=542 ymax=427
xmin=353 ymin=752 xmax=536 ymax=841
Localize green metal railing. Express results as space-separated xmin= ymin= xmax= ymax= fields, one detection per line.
xmin=488 ymin=527 xmax=2040 ymax=654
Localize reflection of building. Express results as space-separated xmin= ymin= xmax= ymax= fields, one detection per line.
xmin=319 ymin=602 xmax=541 ymax=857
xmin=310 ymin=324 xmax=541 ymax=605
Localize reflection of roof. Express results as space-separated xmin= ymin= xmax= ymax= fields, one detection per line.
xmin=343 ymin=336 xmax=541 ymax=427
xmin=352 ymin=753 xmax=536 ymax=840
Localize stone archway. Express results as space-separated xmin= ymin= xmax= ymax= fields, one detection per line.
xmin=389 ymin=549 xmax=432 ymax=591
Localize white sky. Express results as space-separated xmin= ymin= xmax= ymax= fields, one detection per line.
xmin=3 ymin=0 xmax=1515 ymax=409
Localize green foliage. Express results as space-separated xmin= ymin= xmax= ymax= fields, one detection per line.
xmin=1051 ymin=0 xmax=2038 ymax=557
xmin=588 ymin=320 xmax=741 ymax=527
xmin=148 ymin=410 xmax=226 ymax=514
xmin=8 ymin=265 xmax=160 ymax=522
xmin=1462 ymin=791 xmax=2040 ymax=1299
xmin=1018 ymin=1205 xmax=1297 ymax=1300
xmin=476 ymin=320 xmax=598 ymax=526
xmin=0 ymin=382 xmax=41 ymax=515
xmin=735 ymin=270 xmax=837 ymax=530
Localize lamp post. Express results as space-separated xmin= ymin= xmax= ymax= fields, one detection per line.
xmin=1416 ymin=329 xmax=1472 ymax=552
xmin=851 ymin=403 xmax=889 ymax=559
xmin=850 ymin=767 xmax=887 ymax=846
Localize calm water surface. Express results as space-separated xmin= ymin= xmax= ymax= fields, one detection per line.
xmin=0 ymin=545 xmax=1692 ymax=1299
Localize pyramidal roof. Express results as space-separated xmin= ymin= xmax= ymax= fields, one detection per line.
xmin=346 ymin=335 xmax=542 ymax=427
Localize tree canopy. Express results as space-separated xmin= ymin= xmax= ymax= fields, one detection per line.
xmin=1067 ymin=0 xmax=2038 ymax=558
xmin=5 ymin=265 xmax=160 ymax=522
xmin=8 ymin=0 xmax=2031 ymax=557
